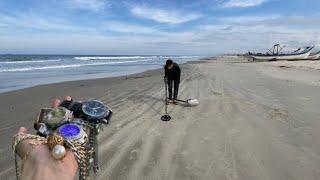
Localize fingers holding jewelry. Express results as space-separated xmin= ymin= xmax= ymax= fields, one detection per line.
xmin=52 ymin=99 xmax=61 ymax=108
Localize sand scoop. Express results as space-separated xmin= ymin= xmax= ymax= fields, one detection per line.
xmin=175 ymin=98 xmax=199 ymax=106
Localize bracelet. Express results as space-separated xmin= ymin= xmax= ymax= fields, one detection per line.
xmin=12 ymin=133 xmax=47 ymax=154
xmin=12 ymin=133 xmax=47 ymax=180
xmin=20 ymin=145 xmax=35 ymax=177
xmin=65 ymin=137 xmax=92 ymax=180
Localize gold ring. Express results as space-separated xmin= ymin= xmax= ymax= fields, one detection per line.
xmin=47 ymin=132 xmax=65 ymax=150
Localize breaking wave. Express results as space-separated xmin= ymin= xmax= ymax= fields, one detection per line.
xmin=0 ymin=60 xmax=61 ymax=64
xmin=74 ymin=56 xmax=147 ymax=60
xmin=0 ymin=59 xmax=151 ymax=72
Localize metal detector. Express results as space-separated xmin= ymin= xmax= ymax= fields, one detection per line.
xmin=161 ymin=78 xmax=171 ymax=121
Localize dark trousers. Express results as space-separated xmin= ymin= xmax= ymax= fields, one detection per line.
xmin=167 ymin=78 xmax=180 ymax=100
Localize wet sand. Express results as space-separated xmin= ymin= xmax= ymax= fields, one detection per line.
xmin=1 ymin=57 xmax=320 ymax=180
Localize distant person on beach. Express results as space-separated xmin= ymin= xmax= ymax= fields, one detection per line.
xmin=164 ymin=59 xmax=181 ymax=104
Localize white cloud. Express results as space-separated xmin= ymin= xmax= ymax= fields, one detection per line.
xmin=105 ymin=21 xmax=158 ymax=34
xmin=192 ymin=15 xmax=320 ymax=53
xmin=2 ymin=23 xmax=319 ymax=55
xmin=130 ymin=5 xmax=202 ymax=24
xmin=0 ymin=22 xmax=8 ymax=28
xmin=0 ymin=13 xmax=68 ymax=31
xmin=219 ymin=15 xmax=320 ymax=28
xmin=221 ymin=15 xmax=279 ymax=23
xmin=1 ymin=10 xmax=319 ymax=55
xmin=69 ymin=0 xmax=108 ymax=12
xmin=224 ymin=0 xmax=267 ymax=8
xmin=0 ymin=12 xmax=98 ymax=33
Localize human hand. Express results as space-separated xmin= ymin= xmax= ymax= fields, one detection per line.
xmin=14 ymin=96 xmax=78 ymax=180
xmin=164 ymin=76 xmax=168 ymax=83
xmin=15 ymin=127 xmax=78 ymax=180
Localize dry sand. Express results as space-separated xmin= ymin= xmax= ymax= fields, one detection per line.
xmin=1 ymin=57 xmax=320 ymax=180
xmin=263 ymin=60 xmax=320 ymax=70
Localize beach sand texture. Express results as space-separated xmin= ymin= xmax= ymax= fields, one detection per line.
xmin=1 ymin=57 xmax=320 ymax=180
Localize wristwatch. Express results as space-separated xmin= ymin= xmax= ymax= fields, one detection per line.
xmin=81 ymin=100 xmax=111 ymax=123
xmin=58 ymin=123 xmax=87 ymax=144
xmin=58 ymin=123 xmax=91 ymax=180
xmin=43 ymin=107 xmax=73 ymax=127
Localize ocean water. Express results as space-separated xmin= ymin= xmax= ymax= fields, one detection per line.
xmin=0 ymin=55 xmax=200 ymax=93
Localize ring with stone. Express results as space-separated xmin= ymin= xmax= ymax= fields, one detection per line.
xmin=47 ymin=132 xmax=65 ymax=149
xmin=51 ymin=144 xmax=67 ymax=160
xmin=47 ymin=132 xmax=66 ymax=160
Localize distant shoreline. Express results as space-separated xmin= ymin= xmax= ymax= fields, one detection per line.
xmin=0 ymin=55 xmax=206 ymax=94
xmin=0 ymin=56 xmax=212 ymax=95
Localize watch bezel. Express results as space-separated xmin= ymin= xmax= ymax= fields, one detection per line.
xmin=58 ymin=123 xmax=87 ymax=143
xmin=81 ymin=100 xmax=108 ymax=119
xmin=43 ymin=107 xmax=72 ymax=127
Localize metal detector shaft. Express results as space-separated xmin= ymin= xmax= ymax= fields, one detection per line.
xmin=161 ymin=78 xmax=172 ymax=121
xmin=164 ymin=78 xmax=168 ymax=115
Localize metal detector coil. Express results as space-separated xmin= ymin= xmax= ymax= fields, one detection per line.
xmin=161 ymin=114 xmax=171 ymax=121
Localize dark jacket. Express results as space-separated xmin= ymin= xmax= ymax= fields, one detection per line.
xmin=164 ymin=63 xmax=180 ymax=80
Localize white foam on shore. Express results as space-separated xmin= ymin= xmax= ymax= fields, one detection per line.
xmin=0 ymin=59 xmax=151 ymax=72
xmin=0 ymin=64 xmax=82 ymax=72
xmin=74 ymin=56 xmax=147 ymax=60
xmin=0 ymin=59 xmax=61 ymax=64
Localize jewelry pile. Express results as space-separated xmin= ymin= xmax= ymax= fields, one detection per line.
xmin=12 ymin=100 xmax=112 ymax=180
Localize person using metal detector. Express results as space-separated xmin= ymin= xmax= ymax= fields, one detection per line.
xmin=161 ymin=60 xmax=199 ymax=121
xmin=164 ymin=59 xmax=181 ymax=105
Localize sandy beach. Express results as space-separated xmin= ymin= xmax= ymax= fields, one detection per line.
xmin=1 ymin=57 xmax=320 ymax=180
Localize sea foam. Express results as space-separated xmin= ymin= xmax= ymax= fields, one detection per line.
xmin=0 ymin=59 xmax=151 ymax=72
xmin=0 ymin=59 xmax=61 ymax=64
xmin=74 ymin=56 xmax=146 ymax=60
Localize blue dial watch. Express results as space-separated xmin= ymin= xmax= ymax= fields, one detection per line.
xmin=58 ymin=123 xmax=87 ymax=144
xmin=81 ymin=100 xmax=109 ymax=120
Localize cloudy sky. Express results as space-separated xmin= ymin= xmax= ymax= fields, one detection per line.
xmin=0 ymin=0 xmax=319 ymax=55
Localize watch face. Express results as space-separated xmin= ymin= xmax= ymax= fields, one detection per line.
xmin=82 ymin=100 xmax=107 ymax=118
xmin=44 ymin=107 xmax=67 ymax=127
xmin=58 ymin=124 xmax=82 ymax=140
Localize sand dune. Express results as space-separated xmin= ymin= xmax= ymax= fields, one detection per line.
xmin=1 ymin=58 xmax=320 ymax=179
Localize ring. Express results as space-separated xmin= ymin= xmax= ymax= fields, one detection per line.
xmin=47 ymin=132 xmax=67 ymax=160
xmin=47 ymin=132 xmax=65 ymax=150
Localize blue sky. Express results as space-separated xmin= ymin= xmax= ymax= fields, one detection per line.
xmin=0 ymin=0 xmax=319 ymax=55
